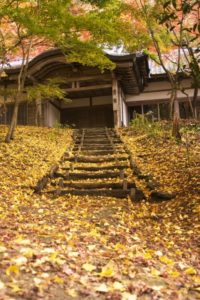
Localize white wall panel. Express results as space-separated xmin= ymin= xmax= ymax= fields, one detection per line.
xmin=92 ymin=96 xmax=112 ymax=105
xmin=47 ymin=102 xmax=60 ymax=127
xmin=144 ymin=79 xmax=191 ymax=92
xmin=61 ymin=98 xmax=90 ymax=108
xmin=126 ymin=88 xmax=200 ymax=103
xmin=122 ymin=100 xmax=128 ymax=126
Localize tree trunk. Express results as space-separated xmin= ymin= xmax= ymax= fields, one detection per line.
xmin=172 ymin=99 xmax=181 ymax=140
xmin=35 ymin=101 xmax=38 ymax=126
xmin=5 ymin=96 xmax=19 ymax=143
xmin=35 ymin=93 xmax=43 ymax=126
xmin=172 ymin=115 xmax=181 ymax=139
xmin=192 ymin=87 xmax=198 ymax=119
xmin=174 ymin=99 xmax=180 ymax=119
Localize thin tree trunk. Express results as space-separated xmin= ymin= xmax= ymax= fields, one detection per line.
xmin=172 ymin=115 xmax=181 ymax=140
xmin=35 ymin=94 xmax=42 ymax=126
xmin=38 ymin=102 xmax=42 ymax=126
xmin=5 ymin=31 xmax=33 ymax=142
xmin=169 ymin=90 xmax=175 ymax=120
xmin=193 ymin=87 xmax=198 ymax=119
xmin=3 ymin=90 xmax=7 ymax=125
xmin=5 ymin=95 xmax=19 ymax=143
xmin=172 ymin=93 xmax=181 ymax=139
xmin=174 ymin=99 xmax=180 ymax=119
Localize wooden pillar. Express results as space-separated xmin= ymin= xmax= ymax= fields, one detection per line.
xmin=157 ymin=103 xmax=161 ymax=121
xmin=112 ymin=75 xmax=121 ymax=128
xmin=43 ymin=101 xmax=49 ymax=127
xmin=141 ymin=104 xmax=144 ymax=116
xmin=26 ymin=102 xmax=28 ymax=125
xmin=121 ymin=90 xmax=124 ymax=127
xmin=35 ymin=92 xmax=42 ymax=126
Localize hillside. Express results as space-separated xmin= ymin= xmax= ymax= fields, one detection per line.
xmin=0 ymin=125 xmax=199 ymax=300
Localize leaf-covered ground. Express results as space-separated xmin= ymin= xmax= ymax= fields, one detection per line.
xmin=0 ymin=125 xmax=199 ymax=300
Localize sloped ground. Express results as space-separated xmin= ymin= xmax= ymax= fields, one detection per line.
xmin=0 ymin=126 xmax=73 ymax=190
xmin=119 ymin=127 xmax=200 ymax=200
xmin=0 ymin=125 xmax=199 ymax=300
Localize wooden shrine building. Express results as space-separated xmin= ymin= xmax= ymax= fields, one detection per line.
xmin=0 ymin=48 xmax=199 ymax=128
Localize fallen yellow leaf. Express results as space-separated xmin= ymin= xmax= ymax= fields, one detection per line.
xmin=168 ymin=270 xmax=180 ymax=278
xmin=151 ymin=268 xmax=161 ymax=277
xmin=159 ymin=256 xmax=174 ymax=266
xmin=8 ymin=282 xmax=21 ymax=293
xmin=6 ymin=265 xmax=19 ymax=276
xmin=53 ymin=275 xmax=64 ymax=284
xmin=114 ymin=243 xmax=125 ymax=251
xmin=185 ymin=267 xmax=196 ymax=275
xmin=144 ymin=252 xmax=152 ymax=259
xmin=99 ymin=265 xmax=115 ymax=277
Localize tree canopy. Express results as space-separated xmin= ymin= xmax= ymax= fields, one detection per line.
xmin=0 ymin=0 xmax=134 ymax=70
xmin=0 ymin=0 xmax=135 ymax=142
xmin=125 ymin=0 xmax=199 ymax=131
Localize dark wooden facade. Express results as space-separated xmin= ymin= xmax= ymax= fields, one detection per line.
xmin=61 ymin=105 xmax=114 ymax=128
xmin=0 ymin=49 xmax=149 ymax=128
xmin=1 ymin=48 xmax=198 ymax=127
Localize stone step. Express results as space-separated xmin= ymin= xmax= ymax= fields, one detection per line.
xmin=80 ymin=150 xmax=115 ymax=155
xmin=83 ymin=130 xmax=107 ymax=133
xmin=67 ymin=156 xmax=129 ymax=163
xmin=64 ymin=165 xmax=129 ymax=171
xmin=55 ymin=171 xmax=124 ymax=179
xmin=73 ymin=143 xmax=124 ymax=150
xmin=80 ymin=144 xmax=123 ymax=148
xmin=74 ymin=143 xmax=122 ymax=146
xmin=52 ymin=189 xmax=130 ymax=198
xmin=76 ymin=135 xmax=109 ymax=140
xmin=79 ymin=150 xmax=126 ymax=155
xmin=84 ymin=134 xmax=108 ymax=138
xmin=77 ymin=139 xmax=122 ymax=143
xmin=75 ymin=140 xmax=109 ymax=144
xmin=83 ymin=127 xmax=108 ymax=129
xmin=75 ymin=134 xmax=117 ymax=138
xmin=73 ymin=145 xmax=113 ymax=151
xmin=59 ymin=182 xmax=136 ymax=189
xmin=76 ymin=135 xmax=105 ymax=139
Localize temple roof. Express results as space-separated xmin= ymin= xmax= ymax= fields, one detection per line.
xmin=1 ymin=48 xmax=149 ymax=96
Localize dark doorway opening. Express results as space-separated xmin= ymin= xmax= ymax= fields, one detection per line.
xmin=61 ymin=104 xmax=114 ymax=128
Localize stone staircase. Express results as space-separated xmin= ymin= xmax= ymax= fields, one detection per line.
xmin=45 ymin=128 xmax=143 ymax=200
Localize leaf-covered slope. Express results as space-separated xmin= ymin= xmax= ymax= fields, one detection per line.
xmin=0 ymin=126 xmax=199 ymax=300
xmin=0 ymin=126 xmax=72 ymax=190
xmin=119 ymin=127 xmax=200 ymax=201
